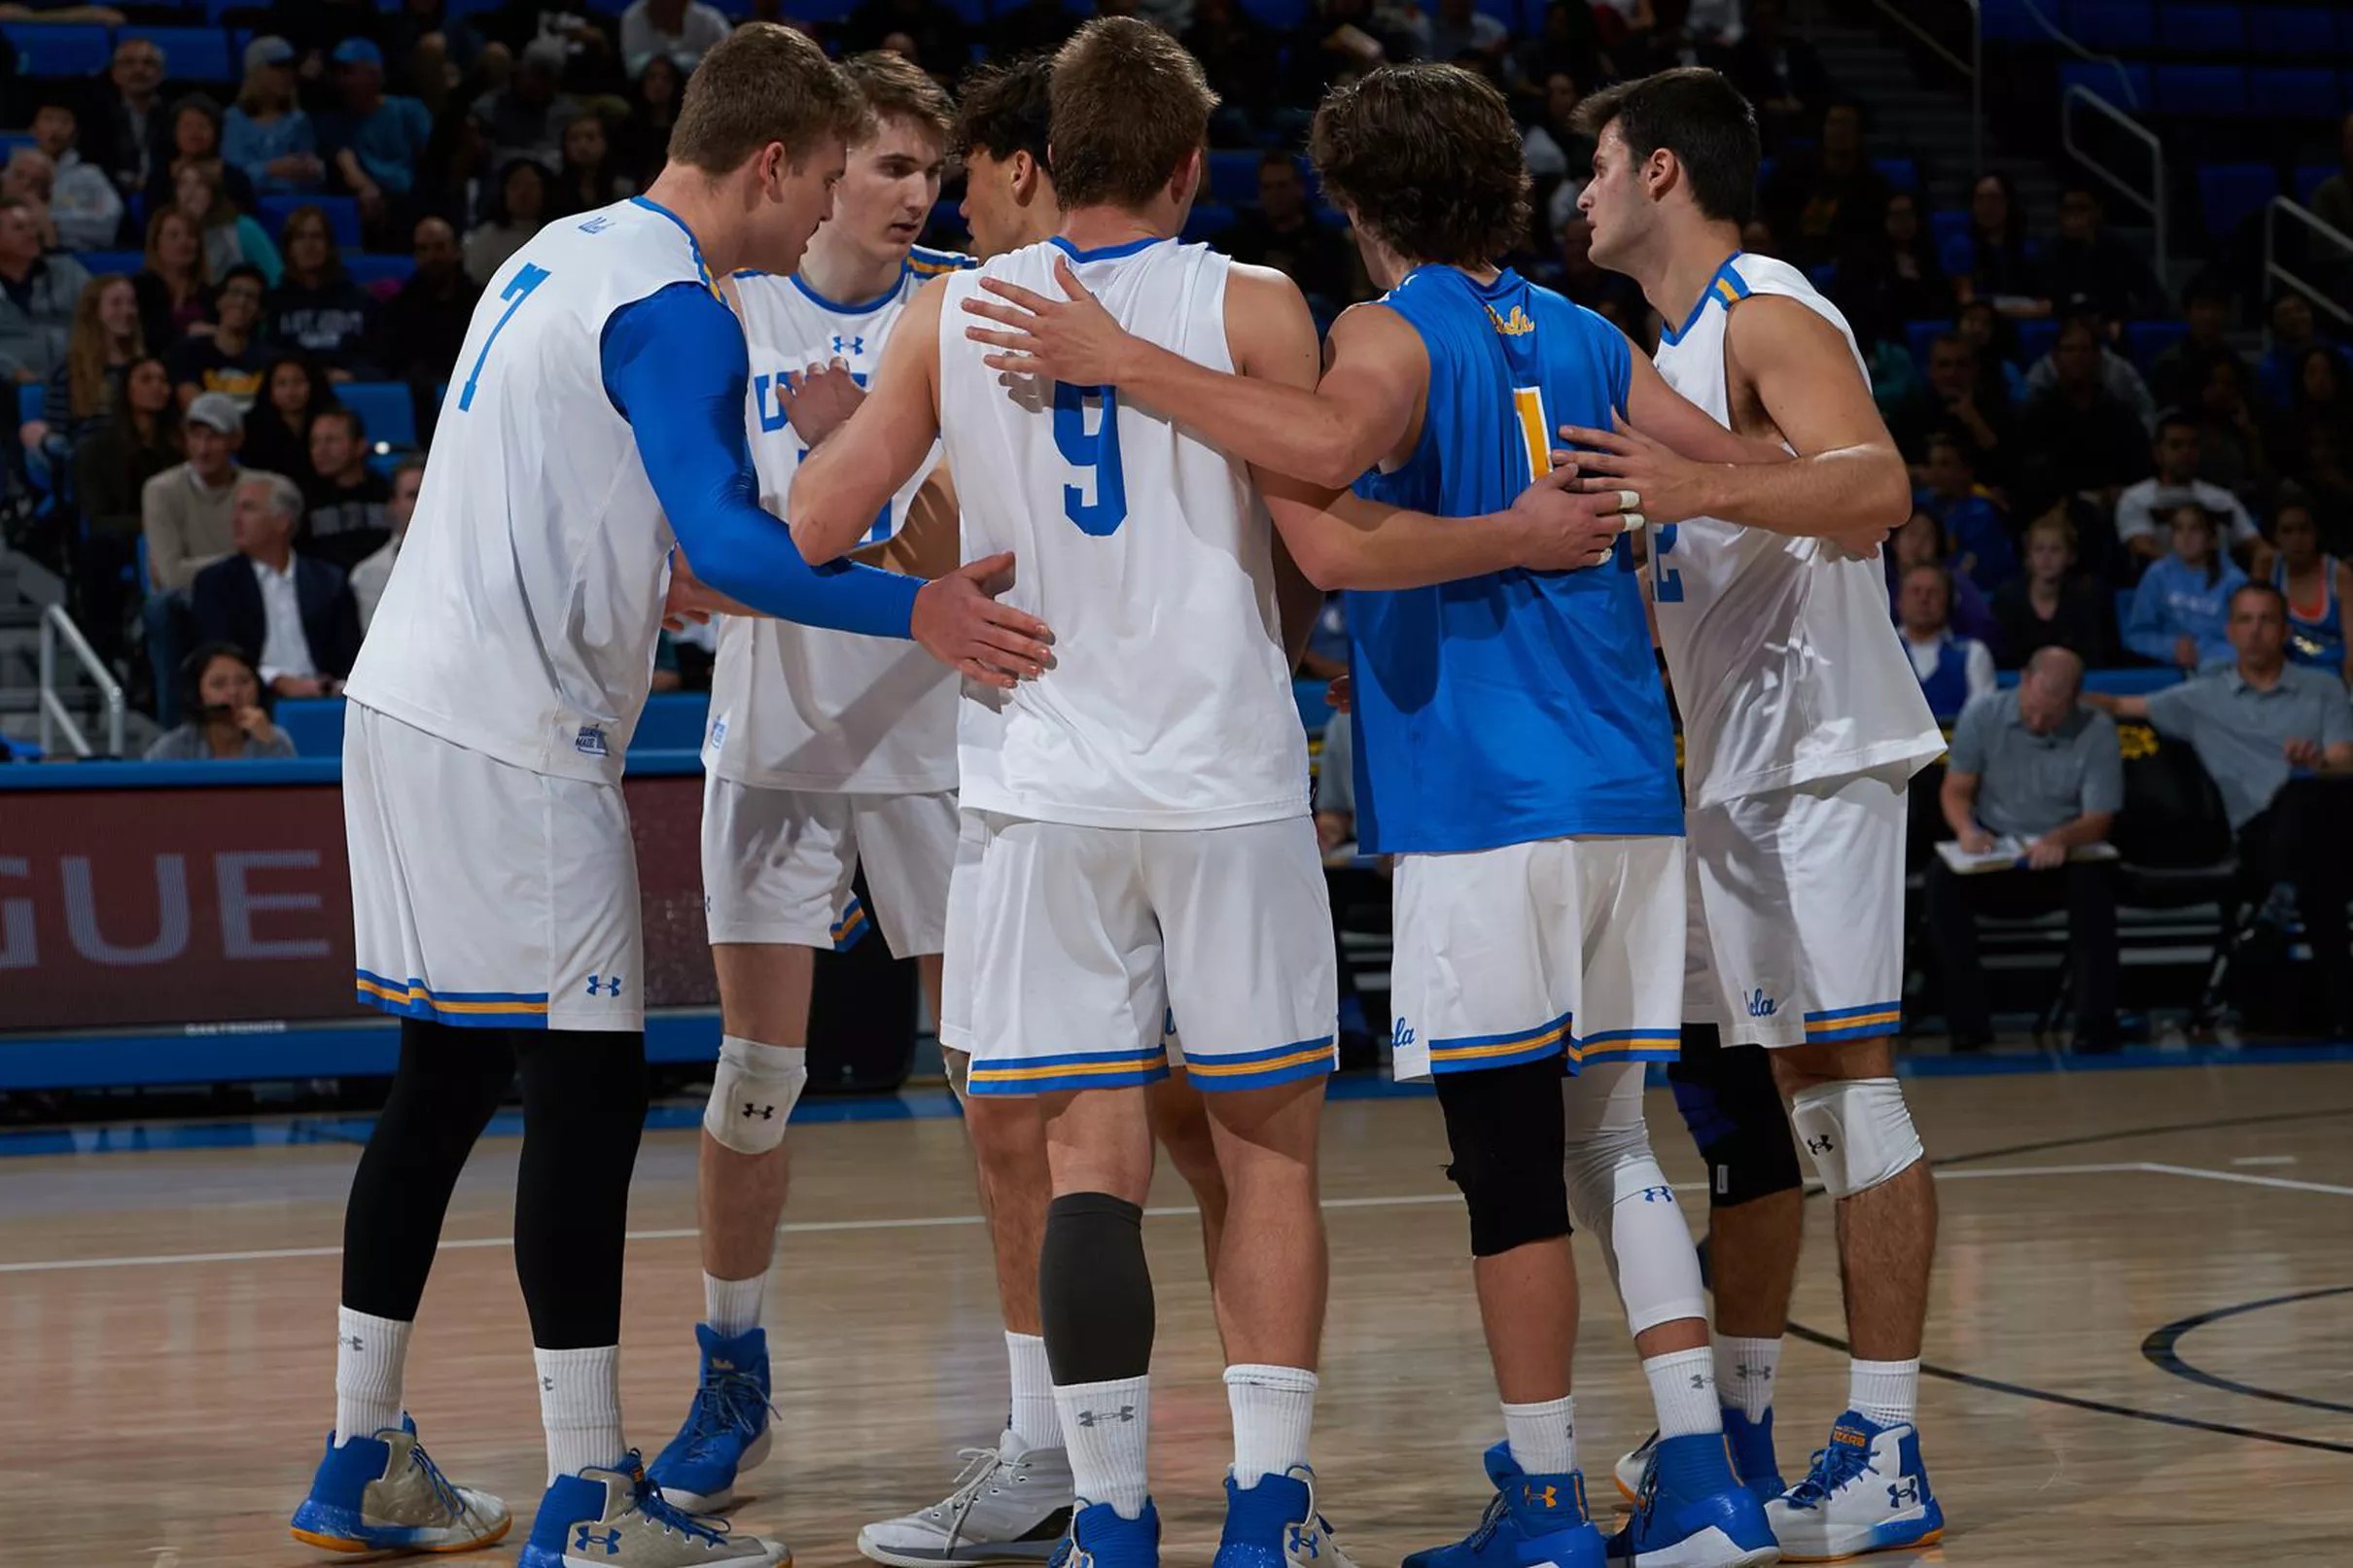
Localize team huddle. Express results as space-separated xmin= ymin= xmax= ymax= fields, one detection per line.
xmin=290 ymin=19 xmax=1947 ymax=1568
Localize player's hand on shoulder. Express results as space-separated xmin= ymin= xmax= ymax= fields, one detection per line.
xmin=1558 ymin=414 xmax=1717 ymax=526
xmin=962 ymin=256 xmax=1135 ymax=385
xmin=1510 ymin=455 xmax=1636 ymax=573
xmin=911 ymin=551 xmax=1055 ymax=690
xmin=780 ymin=360 xmax=865 ymax=449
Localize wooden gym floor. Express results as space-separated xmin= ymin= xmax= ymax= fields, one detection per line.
xmin=3 ymin=1059 xmax=2350 ymax=1567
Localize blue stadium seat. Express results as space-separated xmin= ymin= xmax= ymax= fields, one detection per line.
xmin=272 ymin=697 xmax=346 ymax=758
xmin=1207 ymin=150 xmax=1265 ymax=206
xmin=2060 ymin=60 xmax=2152 ymax=110
xmin=0 ymin=131 xmax=35 ymax=161
xmin=2154 ymin=65 xmax=2247 ymax=117
xmin=1 ymin=22 xmax=114 ymax=77
xmin=2125 ymin=320 xmax=2188 ymax=367
xmin=1474 ymin=0 xmax=1520 ymax=32
xmin=17 ymin=384 xmax=42 ymax=429
xmin=257 ymin=193 xmax=362 ymax=248
xmin=2296 ymin=163 xmax=2339 ymax=205
xmin=634 ymin=691 xmax=709 ymax=750
xmin=76 ymin=249 xmax=146 ymax=277
xmin=1929 ymin=208 xmax=1975 ymax=279
xmin=1872 ymin=157 xmax=1919 ymax=193
xmin=123 ymin=24 xmax=232 ymax=82
xmin=345 ymin=254 xmax=416 ymax=288
xmin=1240 ymin=0 xmax=1312 ymax=24
xmin=2249 ymin=68 xmax=2344 ymax=122
xmin=1978 ymin=0 xmax=2040 ymax=44
xmin=2199 ymin=162 xmax=2280 ymax=241
xmin=336 ymin=382 xmax=416 ymax=449
xmin=2017 ymin=319 xmax=2057 ymax=366
xmin=2157 ymin=3 xmax=2244 ymax=52
xmin=1905 ymin=319 xmax=1954 ymax=369
xmin=2246 ymin=5 xmax=2338 ymax=57
xmin=2064 ymin=0 xmax=2154 ymax=52
xmin=1182 ymin=201 xmax=1237 ymax=243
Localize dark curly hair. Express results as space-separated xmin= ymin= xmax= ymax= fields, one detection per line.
xmin=1310 ymin=65 xmax=1530 ymax=267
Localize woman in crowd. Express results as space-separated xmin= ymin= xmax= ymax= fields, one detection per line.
xmin=145 ymin=93 xmax=258 ymax=218
xmin=613 ymin=54 xmax=684 ymax=190
xmin=1954 ymin=296 xmax=2027 ymax=407
xmin=1956 ymin=172 xmax=2047 ymax=315
xmin=223 ymin=47 xmax=323 ymax=195
xmin=266 ymin=206 xmax=377 ymax=378
xmin=133 ymin=208 xmax=215 ymax=351
xmin=144 ymin=643 xmax=299 ymax=761
xmin=1991 ymin=507 xmax=2117 ymax=668
xmin=34 ymin=273 xmax=143 ymax=451
xmin=71 ymin=358 xmax=181 ymax=661
xmin=2124 ymin=504 xmax=2247 ymax=670
xmin=420 ymin=105 xmax=495 ymax=231
xmin=1853 ymin=190 xmax=1953 ymax=325
xmin=2254 ymin=494 xmax=2352 ymax=684
xmin=464 ymin=158 xmax=555 ymax=283
xmin=2275 ymin=345 xmax=2353 ymax=487
xmin=175 ymin=161 xmax=283 ymax=287
xmin=241 ymin=354 xmax=334 ymax=482
xmin=554 ymin=113 xmax=630 ymax=217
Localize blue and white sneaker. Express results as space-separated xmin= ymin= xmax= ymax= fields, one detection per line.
xmin=1056 ymin=1498 xmax=1161 ymax=1568
xmin=650 ymin=1324 xmax=775 ymax=1511
xmin=1765 ymin=1412 xmax=1943 ymax=1562
xmin=1213 ymin=1466 xmax=1356 ymax=1568
xmin=1605 ymin=1433 xmax=1778 ymax=1568
xmin=1403 ymin=1442 xmax=1604 ymax=1568
xmin=290 ymin=1416 xmax=510 ymax=1554
xmin=520 ymin=1452 xmax=785 ymax=1567
xmin=1614 ymin=1412 xmax=1781 ymax=1509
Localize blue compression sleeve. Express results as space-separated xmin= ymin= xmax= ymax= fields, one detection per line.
xmin=601 ymin=282 xmax=920 ymax=639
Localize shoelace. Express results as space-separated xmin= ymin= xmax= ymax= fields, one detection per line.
xmin=682 ymin=1365 xmax=778 ymax=1453
xmin=1459 ymin=1488 xmax=1511 ymax=1552
xmin=931 ymin=1446 xmax=1013 ymax=1542
xmin=1784 ymin=1439 xmax=1871 ymax=1511
xmin=623 ymin=1458 xmax=733 ymax=1549
xmin=405 ymin=1439 xmax=472 ymax=1524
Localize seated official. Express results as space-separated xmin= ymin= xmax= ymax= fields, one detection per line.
xmin=2093 ymin=583 xmax=2353 ymax=1037
xmin=1897 ymin=563 xmax=1995 ymax=721
xmin=190 ymin=470 xmax=363 ymax=697
xmin=143 ymin=641 xmax=298 ymax=759
xmin=1929 ymin=648 xmax=2122 ymax=1052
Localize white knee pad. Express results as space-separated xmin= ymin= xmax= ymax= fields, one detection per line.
xmin=704 ymin=1036 xmax=809 ymax=1156
xmin=1563 ymin=1126 xmax=1709 ymax=1336
xmin=1788 ymin=1077 xmax=1923 ymax=1199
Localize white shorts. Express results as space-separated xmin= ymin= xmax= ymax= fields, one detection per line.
xmin=1388 ymin=835 xmax=1685 ymax=1083
xmin=345 ymin=703 xmax=643 ymax=1031
xmin=700 ymin=775 xmax=956 ymax=958
xmin=957 ymin=812 xmax=1337 ymax=1097
xmin=1684 ymin=767 xmax=1909 ymax=1049
xmin=936 ymin=809 xmax=986 ymax=1055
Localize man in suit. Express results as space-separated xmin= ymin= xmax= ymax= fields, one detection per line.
xmin=192 ymin=470 xmax=363 ymax=697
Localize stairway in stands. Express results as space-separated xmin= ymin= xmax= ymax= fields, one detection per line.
xmin=0 ymin=545 xmax=145 ymax=759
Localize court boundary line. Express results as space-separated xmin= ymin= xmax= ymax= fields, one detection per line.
xmin=2139 ymin=1285 xmax=2353 ymax=1419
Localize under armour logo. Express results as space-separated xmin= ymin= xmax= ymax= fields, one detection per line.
xmin=1744 ymin=987 xmax=1776 ymax=1018
xmin=1073 ymin=1407 xmax=1137 ymax=1427
xmin=1688 ymin=1373 xmax=1709 ymax=1390
xmin=742 ymin=1103 xmax=775 ymax=1120
xmin=1888 ymin=1478 xmax=1920 ymax=1507
xmin=575 ymin=1524 xmax=623 ymax=1553
xmin=1637 ymin=1184 xmax=1674 ymax=1203
xmin=542 ymin=1376 xmax=555 ymax=1391
xmin=578 ymin=214 xmax=614 ymax=234
xmin=1522 ymin=1482 xmax=1559 ymax=1510
xmin=342 ymin=1335 xmax=364 ymax=1351
xmin=1736 ymin=1362 xmax=1774 ymax=1383
xmin=1288 ymin=1524 xmax=1318 ymax=1559
xmin=831 ymin=333 xmax=864 ymax=355
xmin=1805 ymin=1133 xmax=1835 ymax=1156
xmin=585 ymin=974 xmax=623 ymax=997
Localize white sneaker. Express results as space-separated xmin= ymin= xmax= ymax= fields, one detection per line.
xmin=1764 ymin=1411 xmax=1944 ymax=1562
xmin=858 ymin=1431 xmax=1076 ymax=1566
xmin=520 ymin=1454 xmax=787 ymax=1567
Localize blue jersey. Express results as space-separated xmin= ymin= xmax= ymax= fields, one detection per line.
xmin=1346 ymin=266 xmax=1682 ymax=854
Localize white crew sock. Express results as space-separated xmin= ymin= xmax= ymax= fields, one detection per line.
xmin=1225 ymin=1364 xmax=1318 ymax=1486
xmin=1054 ymin=1375 xmax=1150 ymax=1519
xmin=1644 ymin=1347 xmax=1723 ymax=1440
xmin=537 ymin=1344 xmax=625 ymax=1483
xmin=1501 ymin=1394 xmax=1576 ymax=1478
xmin=334 ymin=1307 xmax=412 ymax=1446
xmin=1848 ymin=1357 xmax=1920 ymax=1428
xmin=1006 ymin=1332 xmax=1061 ymax=1449
xmin=1715 ymin=1335 xmax=1782 ymax=1421
xmin=704 ymin=1272 xmax=765 ymax=1339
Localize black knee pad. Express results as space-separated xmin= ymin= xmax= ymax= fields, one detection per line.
xmin=1666 ymin=1024 xmax=1801 ymax=1209
xmin=1435 ymin=1057 xmax=1571 ymax=1257
xmin=1038 ymin=1192 xmax=1155 ymax=1385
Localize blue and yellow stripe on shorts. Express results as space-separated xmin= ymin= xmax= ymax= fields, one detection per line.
xmin=1803 ymin=1001 xmax=1902 ymax=1043
xmin=830 ymin=895 xmax=870 ymax=952
xmin=1425 ymin=1011 xmax=1572 ymax=1074
xmin=355 ymin=970 xmax=550 ymax=1028
xmin=1183 ymin=1034 xmax=1337 ymax=1092
xmin=966 ymin=1045 xmax=1172 ymax=1097
xmin=1572 ymin=1027 xmax=1682 ymax=1065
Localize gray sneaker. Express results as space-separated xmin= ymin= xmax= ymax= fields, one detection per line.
xmin=857 ymin=1431 xmax=1076 ymax=1567
xmin=520 ymin=1454 xmax=788 ymax=1567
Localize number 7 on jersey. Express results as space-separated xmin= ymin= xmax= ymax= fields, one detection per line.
xmin=458 ymin=263 xmax=553 ymax=412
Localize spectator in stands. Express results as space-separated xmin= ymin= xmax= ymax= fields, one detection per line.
xmin=168 ymin=263 xmax=268 ymax=408
xmin=465 ymin=159 xmax=555 ymax=283
xmin=613 ymin=55 xmax=684 ymax=191
xmin=1282 ymin=0 xmax=1409 ymax=109
xmin=2258 ymin=291 xmax=2340 ymax=412
xmin=30 ymin=274 xmax=141 ymax=453
xmin=2093 ymin=583 xmax=2353 ymax=1038
xmin=174 ymin=162 xmax=283 ymax=287
xmin=1724 ymin=0 xmax=1828 ymax=147
xmin=352 ymin=455 xmax=421 ymax=630
xmin=70 ymin=357 xmax=178 ymax=658
xmin=239 ymin=353 xmax=331 ymax=482
xmin=2012 ymin=317 xmax=2151 ymax=517
xmin=1929 ymin=647 xmax=2122 ymax=1053
xmin=1540 ymin=213 xmax=1643 ymax=330
xmin=375 ymin=216 xmax=480 ymax=391
xmin=1215 ymin=155 xmax=1352 ymax=315
xmin=2311 ymin=112 xmax=2353 ymax=243
xmin=420 ymin=105 xmax=496 ymax=232
xmin=1915 ymin=431 xmax=2016 ymax=591
xmin=2041 ymin=185 xmax=2163 ymax=326
xmin=1509 ymin=3 xmax=1604 ymax=117
xmin=1849 ymin=190 xmax=1953 ymax=327
xmin=28 ymin=100 xmax=123 ymax=254
xmin=1 ymin=149 xmax=65 ymax=253
xmin=224 ymin=38 xmax=326 ymax=197
xmin=1522 ymin=73 xmax=1594 ymax=224
xmin=145 ymin=95 xmax=260 ymax=223
xmin=192 ymin=470 xmax=362 ymax=696
xmin=620 ymin=0 xmax=729 ymax=77
xmin=321 ymin=38 xmax=437 ymax=245
xmin=266 ymin=206 xmax=377 ymax=378
xmin=143 ymin=642 xmax=299 ymax=760
xmin=845 ymin=0 xmax=972 ymax=71
xmin=2253 ymin=494 xmax=2352 ymax=686
xmin=2149 ymin=274 xmax=2245 ymax=414
xmin=2125 ymin=504 xmax=2246 ymax=670
xmin=2191 ymin=353 xmax=2272 ymax=499
xmin=0 ymin=199 xmax=90 ymax=386
xmin=1758 ymin=100 xmax=1888 ymax=271
xmin=299 ymin=406 xmax=393 ymax=572
xmin=252 ymin=0 xmax=385 ymax=74
xmin=1954 ymin=296 xmax=2028 ymax=406
xmin=1897 ymin=562 xmax=1994 ymax=720
xmin=2024 ymin=302 xmax=2155 ymax=434
xmin=380 ymin=0 xmax=488 ymax=112
xmin=134 ymin=207 xmax=213 ymax=350
xmin=1401 ymin=0 xmax=1509 ymax=67
xmin=83 ymin=36 xmax=172 ymax=220
xmin=2115 ymin=411 xmax=2261 ymax=572
xmin=1892 ymin=332 xmax=2009 ymax=486
xmin=1892 ymin=507 xmax=1997 ymax=645
xmin=1992 ymin=507 xmax=2117 ymax=669
xmin=552 ymin=114 xmax=631 ymax=216
xmin=1957 ymin=172 xmax=2045 ymax=315
xmin=475 ymin=39 xmax=582 ymax=170
xmin=2275 ymin=344 xmax=2353 ymax=490
xmin=140 ymin=392 xmax=245 ymax=723
xmin=1184 ymin=0 xmax=1285 ymax=147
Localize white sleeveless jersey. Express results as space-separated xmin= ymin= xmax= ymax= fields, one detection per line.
xmin=703 ymin=249 xmax=968 ymax=794
xmin=345 ymin=197 xmax=703 ymax=784
xmin=936 ymin=236 xmax=1308 ymax=829
xmin=1649 ymin=253 xmax=1943 ymax=807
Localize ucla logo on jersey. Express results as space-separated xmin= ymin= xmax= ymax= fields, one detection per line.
xmin=575 ymin=725 xmax=611 ymax=758
xmin=1485 ymin=302 xmax=1535 ymax=336
xmin=1744 ymin=987 xmax=1776 ymax=1019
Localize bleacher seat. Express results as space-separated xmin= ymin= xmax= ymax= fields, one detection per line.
xmin=2125 ymin=320 xmax=2189 ymax=367
xmin=123 ymin=24 xmax=233 ymax=82
xmin=345 ymin=255 xmax=416 ymax=289
xmin=2199 ymin=162 xmax=2281 ymax=241
xmin=2 ymin=21 xmax=114 ymax=77
xmin=1244 ymin=0 xmax=1312 ymax=25
xmin=2060 ymin=61 xmax=2153 ymax=109
xmin=1872 ymin=157 xmax=1920 ymax=193
xmin=2249 ymin=67 xmax=2344 ymax=122
xmin=2158 ymin=3 xmax=2244 ymax=52
xmin=76 ymin=249 xmax=146 ymax=278
xmin=335 ymin=382 xmax=416 ymax=449
xmin=1474 ymin=0 xmax=1520 ymax=31
xmin=1207 ymin=150 xmax=1268 ymax=206
xmin=1181 ymin=202 xmax=1236 ymax=243
xmin=257 ymin=194 xmax=361 ymax=248
xmin=0 ymin=131 xmax=36 ymax=161
xmin=2065 ymin=0 xmax=2155 ymax=52
xmin=2155 ymin=65 xmax=2247 ymax=117
xmin=1928 ymin=209 xmax=1975 ymax=279
xmin=2296 ymin=164 xmax=2339 ymax=205
xmin=2246 ymin=5 xmax=2338 ymax=57
xmin=1905 ymin=319 xmax=1953 ymax=369
xmin=1978 ymin=0 xmax=2041 ymax=44
xmin=17 ymin=384 xmax=42 ymax=429
xmin=2017 ymin=318 xmax=2057 ymax=366
xmin=272 ymin=697 xmax=345 ymax=758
